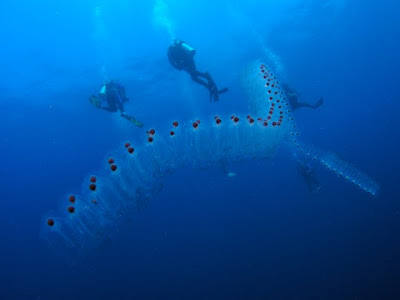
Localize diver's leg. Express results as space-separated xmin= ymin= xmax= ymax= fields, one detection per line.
xmin=312 ymin=97 xmax=324 ymax=109
xmin=198 ymin=71 xmax=212 ymax=82
xmin=190 ymin=70 xmax=218 ymax=101
xmin=117 ymin=104 xmax=143 ymax=127
xmin=310 ymin=175 xmax=321 ymax=193
xmin=98 ymin=99 xmax=119 ymax=112
xmin=117 ymin=86 xmax=129 ymax=102
xmin=197 ymin=71 xmax=216 ymax=89
xmin=196 ymin=71 xmax=221 ymax=101
xmin=198 ymin=72 xmax=228 ymax=100
xmin=305 ymin=176 xmax=314 ymax=192
xmin=117 ymin=102 xmax=125 ymax=112
xmin=304 ymin=167 xmax=321 ymax=193
xmin=190 ymin=71 xmax=210 ymax=89
xmin=302 ymin=165 xmax=321 ymax=193
xmin=297 ymin=161 xmax=320 ymax=193
xmin=100 ymin=106 xmax=118 ymax=112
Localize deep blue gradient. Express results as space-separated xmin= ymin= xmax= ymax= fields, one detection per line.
xmin=0 ymin=1 xmax=399 ymax=299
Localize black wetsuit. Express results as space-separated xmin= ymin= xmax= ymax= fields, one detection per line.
xmin=91 ymin=81 xmax=143 ymax=127
xmin=297 ymin=160 xmax=321 ymax=193
xmin=282 ymin=83 xmax=323 ymax=110
xmin=100 ymin=82 xmax=128 ymax=113
xmin=167 ymin=40 xmax=227 ymax=101
xmin=167 ymin=41 xmax=196 ymax=73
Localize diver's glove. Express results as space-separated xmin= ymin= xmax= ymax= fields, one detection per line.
xmin=89 ymin=95 xmax=101 ymax=108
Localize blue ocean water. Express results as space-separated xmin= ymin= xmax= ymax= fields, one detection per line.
xmin=0 ymin=0 xmax=399 ymax=299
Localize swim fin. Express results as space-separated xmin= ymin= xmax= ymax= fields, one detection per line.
xmin=121 ymin=112 xmax=144 ymax=128
xmin=130 ymin=118 xmax=144 ymax=128
xmin=218 ymin=87 xmax=229 ymax=94
xmin=313 ymin=97 xmax=324 ymax=109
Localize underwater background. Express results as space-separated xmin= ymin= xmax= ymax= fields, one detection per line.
xmin=0 ymin=0 xmax=399 ymax=299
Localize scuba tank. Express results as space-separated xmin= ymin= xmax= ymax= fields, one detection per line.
xmin=100 ymin=84 xmax=107 ymax=95
xmin=179 ymin=40 xmax=196 ymax=56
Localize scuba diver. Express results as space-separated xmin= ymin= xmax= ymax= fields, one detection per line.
xmin=281 ymin=83 xmax=322 ymax=193
xmin=89 ymin=81 xmax=143 ymax=127
xmin=167 ymin=39 xmax=228 ymax=102
xmin=281 ymin=83 xmax=323 ymax=111
xmin=297 ymin=159 xmax=321 ymax=194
